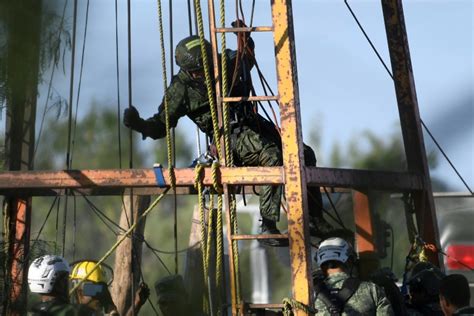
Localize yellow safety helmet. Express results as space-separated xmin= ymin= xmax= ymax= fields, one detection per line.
xmin=70 ymin=261 xmax=107 ymax=284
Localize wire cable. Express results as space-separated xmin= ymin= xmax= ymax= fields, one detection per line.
xmin=69 ymin=0 xmax=91 ymax=167
xmin=323 ymin=187 xmax=346 ymax=229
xmin=344 ymin=0 xmax=473 ymax=194
xmin=62 ymin=0 xmax=79 ymax=258
xmin=126 ymin=1 xmax=137 ymax=313
xmin=168 ymin=0 xmax=179 ymax=276
xmin=115 ymin=0 xmax=123 ymax=168
xmin=34 ymin=0 xmax=69 ymax=159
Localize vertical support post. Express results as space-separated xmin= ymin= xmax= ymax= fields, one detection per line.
xmin=3 ymin=69 xmax=36 ymax=316
xmin=207 ymin=1 xmax=236 ymax=313
xmin=352 ymin=191 xmax=379 ymax=279
xmin=111 ymin=195 xmax=150 ymax=315
xmin=381 ymin=0 xmax=441 ymax=266
xmin=271 ymin=0 xmax=312 ymax=313
xmin=2 ymin=1 xmax=41 ymax=312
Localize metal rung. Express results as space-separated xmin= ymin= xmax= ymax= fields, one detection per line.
xmin=246 ymin=303 xmax=284 ymax=310
xmin=223 ymin=95 xmax=278 ymax=102
xmin=231 ymin=233 xmax=288 ymax=240
xmin=215 ymin=26 xmax=273 ymax=33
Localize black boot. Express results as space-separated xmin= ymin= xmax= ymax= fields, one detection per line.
xmin=309 ymin=216 xmax=353 ymax=240
xmin=258 ymin=218 xmax=289 ymax=247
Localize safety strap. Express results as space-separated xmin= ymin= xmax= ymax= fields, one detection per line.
xmin=153 ymin=163 xmax=167 ymax=188
xmin=314 ymin=277 xmax=361 ymax=316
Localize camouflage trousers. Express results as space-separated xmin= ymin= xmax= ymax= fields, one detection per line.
xmin=233 ymin=125 xmax=323 ymax=222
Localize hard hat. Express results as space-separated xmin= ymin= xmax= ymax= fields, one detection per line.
xmin=407 ymin=261 xmax=444 ymax=297
xmin=175 ymin=35 xmax=212 ymax=72
xmin=70 ymin=261 xmax=107 ymax=284
xmin=315 ymin=237 xmax=353 ymax=267
xmin=28 ymin=255 xmax=70 ymax=294
xmin=155 ymin=275 xmax=187 ymax=303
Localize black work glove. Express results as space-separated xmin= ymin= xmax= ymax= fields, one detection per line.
xmin=231 ymin=19 xmax=247 ymax=29
xmin=123 ymin=105 xmax=142 ymax=129
xmin=134 ymin=283 xmax=150 ymax=308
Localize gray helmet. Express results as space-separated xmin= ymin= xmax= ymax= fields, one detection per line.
xmin=407 ymin=261 xmax=444 ymax=297
xmin=175 ymin=35 xmax=212 ymax=71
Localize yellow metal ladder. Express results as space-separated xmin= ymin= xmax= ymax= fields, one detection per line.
xmin=205 ymin=1 xmax=314 ymax=315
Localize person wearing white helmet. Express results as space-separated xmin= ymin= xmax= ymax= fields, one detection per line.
xmin=313 ymin=237 xmax=394 ymax=316
xmin=27 ymin=255 xmax=95 ymax=315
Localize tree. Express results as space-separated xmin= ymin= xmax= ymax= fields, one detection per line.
xmin=0 ymin=1 xmax=70 ymax=313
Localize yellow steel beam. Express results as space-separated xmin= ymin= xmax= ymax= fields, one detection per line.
xmin=271 ymin=0 xmax=312 ymax=314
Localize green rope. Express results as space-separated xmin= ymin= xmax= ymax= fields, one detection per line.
xmin=194 ymin=163 xmax=210 ymax=313
xmin=282 ymin=297 xmax=317 ymax=316
xmin=156 ymin=0 xmax=176 ymax=188
xmin=193 ymin=0 xmax=221 ymax=157
xmin=69 ymin=188 xmax=170 ymax=296
xmin=219 ymin=0 xmax=242 ymax=303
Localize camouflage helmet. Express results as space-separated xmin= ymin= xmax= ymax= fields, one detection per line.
xmin=154 ymin=274 xmax=187 ymax=303
xmin=175 ymin=35 xmax=212 ymax=71
xmin=407 ymin=261 xmax=444 ymax=297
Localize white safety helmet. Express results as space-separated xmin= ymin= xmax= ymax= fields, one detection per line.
xmin=28 ymin=255 xmax=70 ymax=294
xmin=315 ymin=237 xmax=353 ymax=267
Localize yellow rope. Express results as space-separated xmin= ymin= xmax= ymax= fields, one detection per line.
xmin=193 ymin=0 xmax=221 ymax=157
xmin=194 ymin=163 xmax=210 ymax=312
xmin=282 ymin=297 xmax=317 ymax=316
xmin=194 ymin=164 xmax=207 ymax=268
xmin=69 ymin=188 xmax=170 ymax=296
xmin=219 ymin=0 xmax=242 ymax=303
xmin=156 ymin=0 xmax=176 ymax=188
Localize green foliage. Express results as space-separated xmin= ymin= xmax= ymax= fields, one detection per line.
xmin=30 ymin=105 xmax=200 ymax=314
xmin=0 ymin=0 xmax=70 ymax=113
xmin=326 ymin=127 xmax=448 ymax=277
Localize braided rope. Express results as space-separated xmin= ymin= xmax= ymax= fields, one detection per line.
xmin=156 ymin=0 xmax=176 ymax=187
xmin=193 ymin=163 xmax=210 ymax=312
xmin=193 ymin=0 xmax=221 ymax=157
xmin=282 ymin=297 xmax=317 ymax=316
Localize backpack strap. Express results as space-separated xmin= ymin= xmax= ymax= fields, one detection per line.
xmin=314 ymin=277 xmax=361 ymax=316
xmin=336 ymin=277 xmax=361 ymax=303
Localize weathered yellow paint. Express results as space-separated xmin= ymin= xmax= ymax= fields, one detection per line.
xmin=271 ymin=0 xmax=312 ymax=315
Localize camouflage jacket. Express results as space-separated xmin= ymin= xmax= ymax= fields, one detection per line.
xmin=140 ymin=43 xmax=255 ymax=140
xmin=314 ymin=272 xmax=394 ymax=316
xmin=29 ymin=298 xmax=97 ymax=316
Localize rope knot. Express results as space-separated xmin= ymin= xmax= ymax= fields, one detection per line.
xmin=211 ymin=162 xmax=223 ymax=194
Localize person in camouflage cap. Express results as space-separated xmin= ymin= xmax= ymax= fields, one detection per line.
xmin=405 ymin=261 xmax=444 ymax=316
xmin=313 ymin=238 xmax=394 ymax=315
xmin=123 ymin=20 xmax=334 ymax=247
xmin=155 ymin=275 xmax=191 ymax=316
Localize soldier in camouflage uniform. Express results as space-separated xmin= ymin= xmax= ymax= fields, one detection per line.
xmin=155 ymin=274 xmax=197 ymax=316
xmin=28 ymin=255 xmax=96 ymax=316
xmin=405 ymin=261 xmax=444 ymax=316
xmin=124 ymin=21 xmax=333 ymax=246
xmin=313 ymin=237 xmax=394 ymax=315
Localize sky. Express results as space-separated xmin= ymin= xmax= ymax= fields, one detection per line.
xmin=31 ymin=0 xmax=473 ymax=192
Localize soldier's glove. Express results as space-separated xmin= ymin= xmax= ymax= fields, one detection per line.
xmin=231 ymin=19 xmax=249 ymax=38
xmin=123 ymin=105 xmax=142 ymax=129
xmin=134 ymin=282 xmax=150 ymax=308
